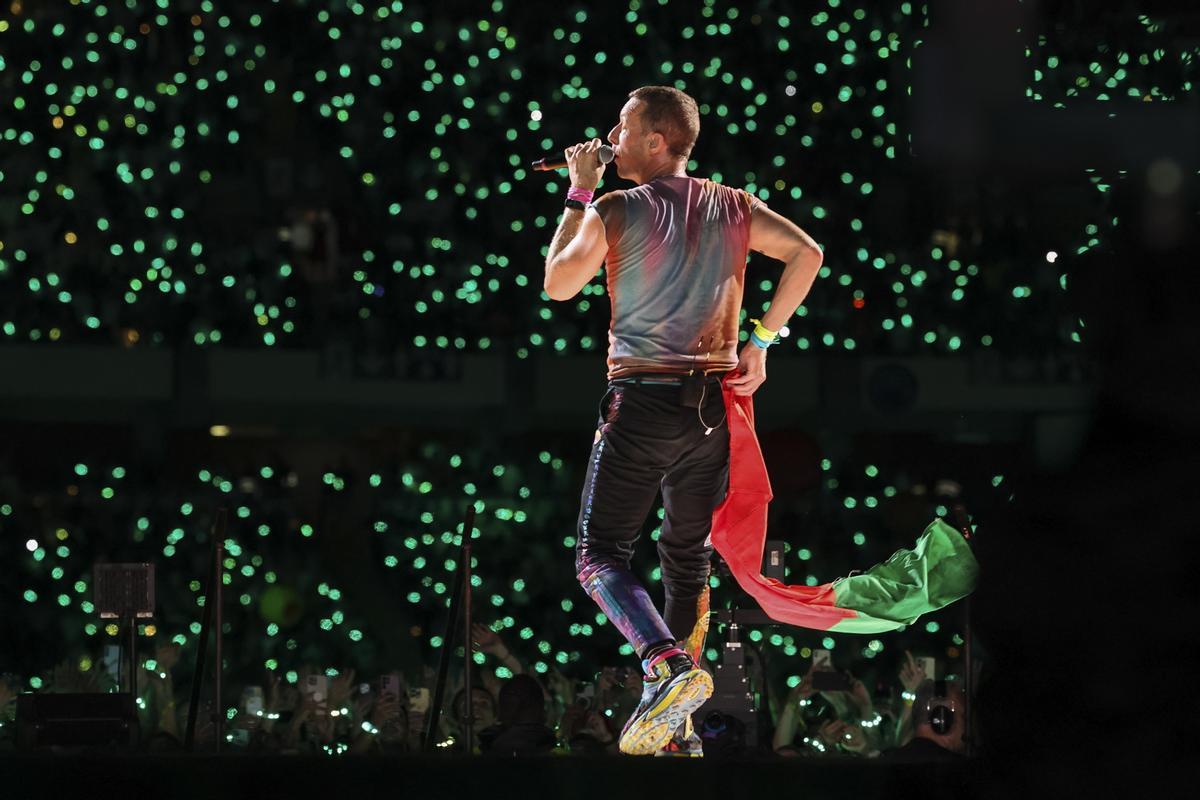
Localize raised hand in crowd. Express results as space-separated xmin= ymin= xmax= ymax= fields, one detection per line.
xmin=285 ymin=688 xmax=313 ymax=747
xmin=407 ymin=668 xmax=436 ymax=744
xmin=847 ymin=674 xmax=874 ymax=718
xmin=371 ymin=692 xmax=405 ymax=736
xmin=894 ymin=650 xmax=928 ymax=745
xmin=348 ymin=687 xmax=404 ymax=755
xmin=288 ymin=690 xmax=331 ymax=753
xmin=370 ymin=690 xmax=411 ymax=754
xmin=285 ymin=673 xmax=335 ymax=751
xmin=816 ymin=718 xmax=868 ymax=755
xmin=261 ymin=673 xmax=288 ymax=733
xmin=351 ymin=688 xmax=374 ymax=725
xmin=818 ymin=669 xmax=874 ymax=722
xmin=472 ymin=622 xmax=524 ymax=702
xmin=471 ymin=623 xmax=503 ymax=657
xmin=328 ymin=668 xmax=357 ymax=715
xmin=772 ymin=664 xmax=818 ymax=753
xmin=899 ymin=650 xmax=927 ymax=693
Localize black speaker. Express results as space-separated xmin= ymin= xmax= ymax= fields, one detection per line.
xmin=698 ymin=709 xmax=747 ymax=757
xmin=93 ymin=563 xmax=155 ymax=619
xmin=16 ymin=693 xmax=139 ymax=750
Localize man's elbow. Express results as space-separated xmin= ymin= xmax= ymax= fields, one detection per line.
xmin=544 ymin=258 xmax=584 ymax=301
xmin=544 ymin=273 xmax=566 ymax=302
xmin=543 ymin=259 xmax=559 ymax=300
xmin=543 ymin=274 xmax=572 ymax=302
xmin=795 ymin=243 xmax=823 ymax=272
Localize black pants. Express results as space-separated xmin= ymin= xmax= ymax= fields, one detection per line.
xmin=574 ymin=374 xmax=730 ymax=655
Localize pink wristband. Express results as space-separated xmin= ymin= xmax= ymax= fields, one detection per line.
xmin=566 ymin=186 xmax=594 ymax=204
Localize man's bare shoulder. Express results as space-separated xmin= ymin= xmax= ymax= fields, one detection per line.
xmin=702 ymin=179 xmax=763 ymax=206
xmin=594 ymin=188 xmax=628 ymax=206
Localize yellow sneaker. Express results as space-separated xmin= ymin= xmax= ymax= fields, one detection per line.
xmin=618 ymin=650 xmax=713 ymax=756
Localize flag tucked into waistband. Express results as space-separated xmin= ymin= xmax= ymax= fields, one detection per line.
xmin=709 ymin=376 xmax=979 ymax=633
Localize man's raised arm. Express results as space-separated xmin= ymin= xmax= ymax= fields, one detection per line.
xmin=543 ymin=138 xmax=610 ymax=301
xmin=544 ymin=205 xmax=608 ymax=301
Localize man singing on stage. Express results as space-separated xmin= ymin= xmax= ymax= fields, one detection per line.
xmin=543 ymin=86 xmax=824 ymax=756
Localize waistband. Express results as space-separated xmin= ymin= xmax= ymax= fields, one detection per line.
xmin=611 ymin=371 xmax=729 ymax=387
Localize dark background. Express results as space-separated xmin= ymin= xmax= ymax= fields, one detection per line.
xmin=1 ymin=0 xmax=1197 ymax=784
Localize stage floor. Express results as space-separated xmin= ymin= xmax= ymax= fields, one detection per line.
xmin=0 ymin=752 xmax=982 ymax=800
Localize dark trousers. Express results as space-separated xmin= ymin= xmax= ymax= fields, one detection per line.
xmin=575 ymin=374 xmax=730 ymax=657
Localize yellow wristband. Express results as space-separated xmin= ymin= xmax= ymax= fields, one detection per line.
xmin=750 ymin=319 xmax=778 ymax=342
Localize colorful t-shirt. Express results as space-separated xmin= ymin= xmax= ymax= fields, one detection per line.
xmin=592 ymin=176 xmax=759 ymax=380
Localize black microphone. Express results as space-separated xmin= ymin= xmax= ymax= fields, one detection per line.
xmin=530 ymin=144 xmax=614 ymax=172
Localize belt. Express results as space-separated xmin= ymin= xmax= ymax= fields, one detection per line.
xmin=613 ymin=371 xmax=727 ymax=386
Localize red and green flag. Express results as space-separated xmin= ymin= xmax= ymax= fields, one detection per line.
xmin=710 ymin=378 xmax=979 ymax=634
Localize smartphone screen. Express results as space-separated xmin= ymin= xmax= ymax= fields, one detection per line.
xmin=812 ymin=649 xmax=833 ymax=671
xmin=918 ymin=657 xmax=937 ymax=680
xmin=380 ymin=673 xmax=400 ymax=699
xmin=812 ymin=671 xmax=852 ymax=692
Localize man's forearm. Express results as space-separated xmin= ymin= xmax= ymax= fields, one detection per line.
xmin=544 ymin=207 xmax=585 ymax=274
xmin=772 ymin=704 xmax=801 ymax=751
xmin=758 ymin=249 xmax=823 ymax=333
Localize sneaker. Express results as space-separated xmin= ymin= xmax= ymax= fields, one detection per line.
xmin=653 ymin=716 xmax=704 ymax=758
xmin=618 ymin=649 xmax=713 ymax=756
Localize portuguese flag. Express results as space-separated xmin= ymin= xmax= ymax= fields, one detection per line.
xmin=710 ymin=377 xmax=980 ymax=634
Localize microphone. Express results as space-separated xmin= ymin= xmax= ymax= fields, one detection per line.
xmin=530 ymin=144 xmax=614 ymax=172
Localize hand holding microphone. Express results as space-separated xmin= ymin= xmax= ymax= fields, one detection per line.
xmin=531 ymin=139 xmax=613 ymax=190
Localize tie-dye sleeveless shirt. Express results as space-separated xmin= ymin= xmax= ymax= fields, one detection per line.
xmin=592 ymin=176 xmax=760 ymax=380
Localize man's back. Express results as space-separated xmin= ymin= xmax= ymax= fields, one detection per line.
xmin=594 ymin=176 xmax=759 ymax=379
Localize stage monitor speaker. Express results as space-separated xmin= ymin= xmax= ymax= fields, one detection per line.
xmin=93 ymin=563 xmax=155 ymax=619
xmin=16 ymin=692 xmax=139 ymax=750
